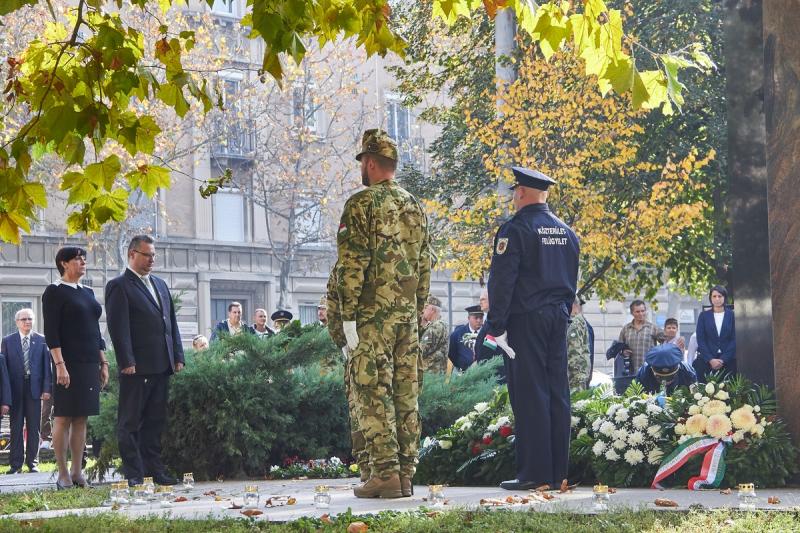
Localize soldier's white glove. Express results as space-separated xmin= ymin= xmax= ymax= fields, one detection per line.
xmin=342 ymin=346 xmax=350 ymax=359
xmin=495 ymin=332 xmax=516 ymax=359
xmin=343 ymin=321 xmax=359 ymax=350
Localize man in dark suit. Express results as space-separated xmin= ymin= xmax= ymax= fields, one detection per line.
xmin=447 ymin=305 xmax=484 ymax=371
xmin=2 ymin=308 xmax=52 ymax=473
xmin=105 ymin=235 xmax=185 ymax=486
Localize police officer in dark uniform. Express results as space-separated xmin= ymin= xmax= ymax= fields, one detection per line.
xmin=635 ymin=344 xmax=697 ymax=395
xmin=447 ymin=305 xmax=484 ymax=371
xmin=485 ymin=167 xmax=579 ymax=491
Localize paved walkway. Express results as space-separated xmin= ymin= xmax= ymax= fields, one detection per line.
xmin=3 ymin=476 xmax=800 ymax=522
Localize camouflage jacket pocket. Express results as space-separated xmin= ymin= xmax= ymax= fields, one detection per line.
xmin=350 ymin=343 xmax=378 ymax=387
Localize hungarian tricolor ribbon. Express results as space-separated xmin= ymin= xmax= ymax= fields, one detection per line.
xmin=483 ymin=335 xmax=498 ymax=350
xmin=651 ymin=435 xmax=732 ymax=490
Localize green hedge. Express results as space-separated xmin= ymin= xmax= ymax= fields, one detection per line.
xmin=88 ymin=324 xmax=502 ymax=481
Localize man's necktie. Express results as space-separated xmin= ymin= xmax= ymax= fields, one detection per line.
xmin=22 ymin=336 xmax=30 ymax=376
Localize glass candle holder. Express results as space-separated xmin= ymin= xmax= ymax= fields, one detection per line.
xmin=738 ymin=483 xmax=757 ymax=511
xmin=314 ymin=485 xmax=331 ymax=508
xmin=428 ymin=484 xmax=445 ymax=506
xmin=592 ymin=484 xmax=610 ymax=512
xmin=244 ymin=484 xmax=260 ymax=509
xmin=132 ymin=484 xmax=148 ymax=505
xmin=157 ymin=486 xmax=174 ymax=508
xmin=143 ymin=477 xmax=155 ymax=499
xmin=115 ymin=483 xmax=130 ymax=505
xmin=183 ymin=472 xmax=195 ymax=491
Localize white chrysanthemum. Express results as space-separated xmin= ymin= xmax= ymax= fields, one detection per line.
xmin=688 ymin=405 xmax=701 ymax=416
xmin=571 ymin=416 xmax=580 ymax=428
xmin=455 ymin=415 xmax=470 ymax=427
xmin=592 ymin=440 xmax=606 ymax=456
xmin=624 ymin=449 xmax=645 ymax=465
xmin=605 ymin=449 xmax=620 ymax=461
xmin=632 ymin=414 xmax=649 ymax=429
xmin=675 ymin=423 xmax=686 ymax=435
xmin=578 ymin=428 xmax=588 ymax=437
xmin=496 ymin=416 xmax=511 ymax=426
xmin=706 ymin=414 xmax=732 ymax=439
xmin=612 ymin=429 xmax=628 ymax=442
xmin=730 ymin=407 xmax=757 ymax=431
xmin=486 ymin=423 xmax=500 ymax=433
xmin=685 ymin=414 xmax=708 ymax=436
xmin=705 ymin=383 xmax=716 ymax=395
xmin=628 ymin=431 xmax=645 ymax=446
xmin=592 ymin=419 xmax=602 ymax=431
xmin=715 ymin=390 xmax=730 ymax=400
xmin=732 ymin=430 xmax=745 ymax=443
xmin=646 ymin=403 xmax=663 ymax=414
xmin=606 ymin=405 xmax=620 ymax=417
xmin=473 ymin=402 xmax=490 ymax=414
xmin=694 ymin=393 xmax=703 ymax=400
xmin=647 ymin=425 xmax=662 ymax=438
xmin=698 ymin=397 xmax=709 ymax=406
xmin=574 ymin=400 xmax=589 ymax=411
xmin=614 ymin=408 xmax=630 ymax=423
xmin=439 ymin=439 xmax=452 ymax=450
xmin=599 ymin=421 xmax=616 ymax=436
xmin=702 ymin=399 xmax=728 ymax=417
xmin=648 ymin=449 xmax=664 ymax=465
xmin=612 ymin=439 xmax=626 ymax=450
xmin=270 ymin=465 xmax=280 ymax=472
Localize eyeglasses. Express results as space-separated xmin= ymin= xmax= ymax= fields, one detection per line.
xmin=133 ymin=250 xmax=157 ymax=260
xmin=17 ymin=318 xmax=33 ymax=321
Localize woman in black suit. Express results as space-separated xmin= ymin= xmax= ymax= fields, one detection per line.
xmin=42 ymin=247 xmax=109 ymax=489
xmin=693 ymin=285 xmax=736 ymax=382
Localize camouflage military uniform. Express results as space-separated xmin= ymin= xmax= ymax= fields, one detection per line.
xmin=567 ymin=313 xmax=590 ymax=391
xmin=420 ymin=319 xmax=448 ymax=373
xmin=325 ymin=268 xmax=370 ymax=479
xmin=336 ymin=131 xmax=432 ymax=481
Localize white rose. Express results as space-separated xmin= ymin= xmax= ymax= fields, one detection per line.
xmin=599 ymin=421 xmax=616 ymax=437
xmin=571 ymin=416 xmax=580 ymax=428
xmin=474 ymin=402 xmax=490 ymax=414
xmin=605 ymin=449 xmax=620 ymax=461
xmin=715 ymin=391 xmax=729 ymax=400
xmin=632 ymin=414 xmax=649 ymax=430
xmin=578 ymin=428 xmax=588 ymax=437
xmin=675 ymin=423 xmax=686 ymax=435
xmin=754 ymin=406 xmax=761 ymax=413
xmin=612 ymin=439 xmax=626 ymax=450
xmin=698 ymin=397 xmax=709 ymax=406
xmin=487 ymin=423 xmax=500 ymax=433
xmin=624 ymin=449 xmax=645 ymax=465
xmin=705 ymin=383 xmax=715 ymax=395
xmin=592 ymin=440 xmax=606 ymax=456
xmin=719 ymin=383 xmax=725 ymax=389
xmin=688 ymin=405 xmax=701 ymax=415
xmin=694 ymin=393 xmax=703 ymax=400
xmin=461 ymin=421 xmax=473 ymax=431
xmin=496 ymin=416 xmax=511 ymax=426
xmin=439 ymin=439 xmax=452 ymax=450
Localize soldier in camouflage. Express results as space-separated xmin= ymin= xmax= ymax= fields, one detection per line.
xmin=335 ymin=129 xmax=432 ymax=499
xmin=419 ymin=295 xmax=448 ymax=374
xmin=325 ymin=268 xmax=370 ymax=481
xmin=567 ymin=298 xmax=590 ymax=391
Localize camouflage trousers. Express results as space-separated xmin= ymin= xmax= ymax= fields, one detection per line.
xmin=344 ymin=356 xmax=370 ymax=478
xmin=349 ymin=320 xmax=421 ymax=479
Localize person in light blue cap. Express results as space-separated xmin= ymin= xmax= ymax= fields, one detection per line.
xmin=635 ymin=344 xmax=697 ymax=396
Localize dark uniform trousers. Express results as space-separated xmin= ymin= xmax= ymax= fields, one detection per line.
xmin=10 ymin=377 xmax=42 ymax=470
xmin=507 ymin=303 xmax=571 ymax=485
xmin=117 ymin=372 xmax=170 ymax=479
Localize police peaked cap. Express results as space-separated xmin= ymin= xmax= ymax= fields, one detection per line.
xmin=645 ymin=344 xmax=683 ymax=377
xmin=271 ymin=309 xmax=293 ymax=322
xmin=509 ymin=166 xmax=556 ymax=191
xmin=465 ymin=305 xmax=483 ymax=316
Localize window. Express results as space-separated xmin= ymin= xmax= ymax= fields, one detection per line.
xmin=1 ymin=299 xmax=34 ymax=338
xmin=291 ymin=85 xmax=323 ymax=136
xmin=211 ymin=0 xmax=236 ymax=15
xmin=385 ymin=95 xmax=411 ymax=146
xmin=213 ymin=188 xmax=245 ymax=242
xmin=293 ymin=199 xmax=322 ymax=245
xmin=298 ymin=304 xmax=317 ymax=325
xmin=211 ymin=298 xmax=250 ymax=326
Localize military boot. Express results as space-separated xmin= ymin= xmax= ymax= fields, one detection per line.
xmin=400 ymin=475 xmax=413 ymax=497
xmin=359 ymin=464 xmax=371 ymax=482
xmin=353 ymin=473 xmax=403 ymax=499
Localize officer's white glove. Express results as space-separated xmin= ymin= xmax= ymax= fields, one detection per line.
xmin=343 ymin=321 xmax=359 ymax=350
xmin=342 ymin=346 xmax=350 ymax=359
xmin=495 ymin=332 xmax=516 ymax=359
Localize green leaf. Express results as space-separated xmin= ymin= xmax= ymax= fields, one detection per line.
xmin=84 ymin=155 xmax=122 ymax=191
xmin=0 ymin=213 xmax=22 ymax=244
xmin=92 ymin=188 xmax=129 ymax=223
xmin=0 ymin=0 xmax=36 ymax=16
xmin=126 ymin=165 xmax=171 ymax=198
xmin=57 ymin=134 xmax=87 ymax=165
xmin=135 ymin=116 xmax=161 ymax=154
xmin=601 ymin=56 xmax=634 ymax=95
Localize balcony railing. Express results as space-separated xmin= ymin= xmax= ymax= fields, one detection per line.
xmin=211 ymin=118 xmax=256 ymax=160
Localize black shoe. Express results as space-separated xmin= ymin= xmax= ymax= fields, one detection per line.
xmin=6 ymin=468 xmax=21 ymax=475
xmin=27 ymin=466 xmax=39 ymax=473
xmin=499 ymin=479 xmax=545 ymax=491
xmin=128 ymin=477 xmax=144 ymax=488
xmin=151 ymin=472 xmax=178 ymax=486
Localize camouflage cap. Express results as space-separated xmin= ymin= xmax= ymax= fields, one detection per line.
xmin=355 ymin=129 xmax=398 ymax=162
xmin=426 ymin=295 xmax=442 ymax=308
xmin=318 ymin=295 xmax=328 ymax=309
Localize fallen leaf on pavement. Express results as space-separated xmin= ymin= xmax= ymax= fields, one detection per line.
xmin=287 ymin=497 xmax=297 ymax=505
xmin=174 ymin=496 xmax=188 ymax=502
xmin=347 ymin=522 xmax=369 ymax=533
xmin=479 ymin=498 xmax=506 ymax=506
xmin=654 ymin=498 xmax=679 ymax=507
xmin=241 ymin=509 xmax=263 ymax=517
xmin=768 ymin=496 xmax=781 ymax=504
xmin=321 ymin=514 xmax=333 ymax=524
xmin=214 ymin=496 xmax=224 ymax=501
xmin=228 ymin=502 xmax=243 ymax=509
xmin=535 ymin=484 xmax=551 ymax=492
xmin=204 ymin=490 xmax=217 ymax=496
xmin=560 ymin=479 xmax=569 ymax=492
xmin=607 ymin=488 xmax=617 ymax=494
xmin=720 ymin=488 xmax=732 ymax=495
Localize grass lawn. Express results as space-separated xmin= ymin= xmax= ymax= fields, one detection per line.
xmin=0 ymin=460 xmax=97 ymax=475
xmin=0 ymin=508 xmax=799 ymax=532
xmin=0 ymin=486 xmax=109 ymax=515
